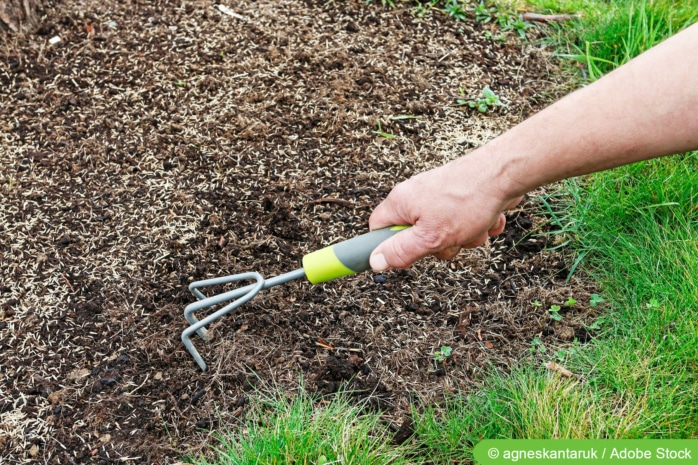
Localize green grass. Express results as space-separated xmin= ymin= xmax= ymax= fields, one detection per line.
xmin=527 ymin=0 xmax=697 ymax=78
xmin=197 ymin=2 xmax=698 ymax=463
xmin=409 ymin=1 xmax=698 ymax=457
xmin=554 ymin=157 xmax=698 ymax=435
xmin=188 ymin=384 xmax=418 ymax=465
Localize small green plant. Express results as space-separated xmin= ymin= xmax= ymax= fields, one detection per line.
xmin=589 ymin=293 xmax=605 ymax=307
xmin=529 ymin=336 xmax=546 ymax=354
xmin=412 ymin=0 xmax=439 ymax=17
xmin=443 ymin=0 xmax=467 ymax=21
xmin=484 ymin=30 xmax=506 ymax=42
xmin=458 ymin=86 xmax=503 ymax=113
xmin=174 ymin=81 xmax=186 ymax=87
xmin=646 ymin=298 xmax=660 ymax=309
xmin=564 ymin=296 xmax=577 ymax=306
xmin=532 ymin=300 xmax=542 ymax=307
xmin=549 ymin=305 xmax=562 ymax=321
xmin=585 ymin=314 xmax=609 ymax=331
xmin=499 ymin=13 xmax=533 ymax=39
xmin=371 ymin=121 xmax=396 ymax=139
xmin=472 ymin=1 xmax=496 ymax=23
xmin=433 ymin=345 xmax=453 ymax=363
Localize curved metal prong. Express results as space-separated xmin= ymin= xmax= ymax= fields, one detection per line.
xmin=182 ymin=272 xmax=264 ymax=371
xmin=181 ymin=268 xmax=306 ymax=371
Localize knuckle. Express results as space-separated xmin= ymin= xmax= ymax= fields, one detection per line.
xmin=416 ymin=227 xmax=450 ymax=252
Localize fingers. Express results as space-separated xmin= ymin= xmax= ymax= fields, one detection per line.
xmin=369 ymin=214 xmax=508 ymax=271
xmin=433 ymin=246 xmax=462 ymax=260
xmin=369 ymin=226 xmax=432 ymax=271
xmin=488 ymin=213 xmax=507 ymax=237
xmin=368 ymin=191 xmax=409 ymax=233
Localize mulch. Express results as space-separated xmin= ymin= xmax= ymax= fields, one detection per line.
xmin=0 ymin=0 xmax=597 ymax=462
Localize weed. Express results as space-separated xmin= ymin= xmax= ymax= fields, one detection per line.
xmin=529 ymin=337 xmax=546 ymax=354
xmin=443 ymin=0 xmax=467 ymax=21
xmin=484 ymin=30 xmax=506 ymax=42
xmin=500 ymin=13 xmax=533 ymax=39
xmin=458 ymin=86 xmax=503 ymax=113
xmin=372 ymin=121 xmax=396 ymax=139
xmin=412 ymin=0 xmax=439 ymax=17
xmin=472 ymin=1 xmax=497 ymax=23
xmin=433 ymin=345 xmax=453 ymax=363
xmin=585 ymin=315 xmax=607 ymax=331
xmin=564 ymin=296 xmax=577 ymax=306
xmin=549 ymin=305 xmax=563 ymax=321
xmin=589 ymin=293 xmax=604 ymax=307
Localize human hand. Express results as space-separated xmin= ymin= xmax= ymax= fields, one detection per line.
xmin=368 ymin=151 xmax=523 ymax=271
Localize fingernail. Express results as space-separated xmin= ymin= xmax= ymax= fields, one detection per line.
xmin=370 ymin=253 xmax=389 ymax=271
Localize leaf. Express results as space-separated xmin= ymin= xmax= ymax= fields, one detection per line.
xmin=372 ymin=131 xmax=396 ymax=139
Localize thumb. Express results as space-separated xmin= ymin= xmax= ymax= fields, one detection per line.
xmin=370 ymin=227 xmax=428 ymax=271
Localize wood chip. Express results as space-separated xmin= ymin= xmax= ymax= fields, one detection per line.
xmin=522 ymin=12 xmax=581 ymax=22
xmin=544 ymin=361 xmax=573 ymax=377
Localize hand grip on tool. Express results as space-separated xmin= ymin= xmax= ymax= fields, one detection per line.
xmin=302 ymin=225 xmax=409 ymax=283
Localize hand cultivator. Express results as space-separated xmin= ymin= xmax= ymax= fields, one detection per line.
xmin=182 ymin=226 xmax=407 ymax=371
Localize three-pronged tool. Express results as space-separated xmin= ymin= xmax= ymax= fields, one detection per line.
xmin=182 ymin=226 xmax=408 ymax=371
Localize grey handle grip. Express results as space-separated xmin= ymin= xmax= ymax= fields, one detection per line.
xmin=302 ymin=226 xmax=409 ymax=284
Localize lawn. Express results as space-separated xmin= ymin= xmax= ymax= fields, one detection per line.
xmin=1 ymin=0 xmax=695 ymax=463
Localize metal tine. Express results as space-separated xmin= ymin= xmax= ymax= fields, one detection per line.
xmin=181 ymin=268 xmax=306 ymax=371
xmin=185 ymin=272 xmax=265 ymax=338
xmin=182 ymin=272 xmax=264 ymax=371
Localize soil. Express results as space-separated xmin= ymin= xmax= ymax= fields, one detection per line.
xmin=0 ymin=0 xmax=599 ymax=463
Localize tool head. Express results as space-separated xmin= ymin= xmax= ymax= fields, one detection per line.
xmin=181 ymin=268 xmax=306 ymax=371
xmin=181 ymin=272 xmax=265 ymax=371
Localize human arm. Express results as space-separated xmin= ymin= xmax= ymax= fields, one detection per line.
xmin=368 ymin=22 xmax=698 ymax=271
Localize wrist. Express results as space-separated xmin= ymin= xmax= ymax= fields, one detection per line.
xmin=465 ymin=139 xmax=530 ymax=208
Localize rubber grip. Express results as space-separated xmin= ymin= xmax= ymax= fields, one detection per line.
xmin=302 ymin=226 xmax=409 ymax=284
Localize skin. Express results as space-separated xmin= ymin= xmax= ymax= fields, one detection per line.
xmin=369 ymin=22 xmax=698 ymax=271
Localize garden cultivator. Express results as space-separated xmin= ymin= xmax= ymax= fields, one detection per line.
xmin=182 ymin=226 xmax=407 ymax=371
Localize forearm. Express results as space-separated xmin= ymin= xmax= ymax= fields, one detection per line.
xmin=368 ymin=23 xmax=698 ymax=270
xmin=477 ymin=22 xmax=698 ymax=200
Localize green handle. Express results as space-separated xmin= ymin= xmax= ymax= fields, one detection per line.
xmin=302 ymin=226 xmax=409 ymax=284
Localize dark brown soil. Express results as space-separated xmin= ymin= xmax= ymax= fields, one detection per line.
xmin=0 ymin=0 xmax=597 ymax=463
